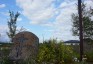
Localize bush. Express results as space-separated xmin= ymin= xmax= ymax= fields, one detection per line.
xmin=36 ymin=39 xmax=74 ymax=64
xmin=85 ymin=51 xmax=93 ymax=62
xmin=1 ymin=57 xmax=13 ymax=64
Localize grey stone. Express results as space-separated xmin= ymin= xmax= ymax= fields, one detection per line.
xmin=9 ymin=31 xmax=39 ymax=61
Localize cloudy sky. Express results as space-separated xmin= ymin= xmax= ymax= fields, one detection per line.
xmin=0 ymin=0 xmax=93 ymax=42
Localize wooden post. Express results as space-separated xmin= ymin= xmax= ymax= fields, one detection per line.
xmin=78 ymin=0 xmax=83 ymax=61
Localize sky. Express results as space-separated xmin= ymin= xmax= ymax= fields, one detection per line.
xmin=0 ymin=0 xmax=93 ymax=42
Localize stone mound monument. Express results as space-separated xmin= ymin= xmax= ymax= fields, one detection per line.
xmin=9 ymin=31 xmax=39 ymax=61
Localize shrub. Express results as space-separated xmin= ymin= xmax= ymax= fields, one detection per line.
xmin=1 ymin=57 xmax=13 ymax=64
xmin=85 ymin=51 xmax=93 ymax=62
xmin=36 ymin=39 xmax=74 ymax=64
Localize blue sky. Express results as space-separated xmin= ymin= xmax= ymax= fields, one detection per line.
xmin=0 ymin=0 xmax=93 ymax=42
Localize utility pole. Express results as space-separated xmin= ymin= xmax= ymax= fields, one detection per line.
xmin=78 ymin=0 xmax=83 ymax=61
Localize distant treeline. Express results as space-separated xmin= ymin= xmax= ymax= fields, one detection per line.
xmin=0 ymin=42 xmax=12 ymax=47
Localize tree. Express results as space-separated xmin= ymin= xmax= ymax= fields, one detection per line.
xmin=7 ymin=11 xmax=20 ymax=42
xmin=72 ymin=3 xmax=93 ymax=40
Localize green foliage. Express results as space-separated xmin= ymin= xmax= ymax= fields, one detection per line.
xmin=7 ymin=11 xmax=20 ymax=42
xmin=1 ymin=39 xmax=93 ymax=64
xmin=72 ymin=3 xmax=93 ymax=39
xmin=1 ymin=49 xmax=10 ymax=56
xmin=36 ymin=39 xmax=74 ymax=64
xmin=85 ymin=51 xmax=93 ymax=62
xmin=1 ymin=57 xmax=13 ymax=64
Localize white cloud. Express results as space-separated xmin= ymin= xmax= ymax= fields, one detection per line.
xmin=17 ymin=18 xmax=22 ymax=21
xmin=0 ymin=12 xmax=9 ymax=16
xmin=16 ymin=0 xmax=93 ymax=41
xmin=0 ymin=4 xmax=6 ymax=8
xmin=16 ymin=0 xmax=56 ymax=25
xmin=0 ymin=25 xmax=8 ymax=32
xmin=0 ymin=25 xmax=9 ymax=42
